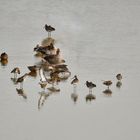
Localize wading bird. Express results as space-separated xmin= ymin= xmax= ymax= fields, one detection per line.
xmin=44 ymin=24 xmax=55 ymax=37
xmin=16 ymin=73 xmax=28 ymax=89
xmin=116 ymin=73 xmax=122 ymax=81
xmin=103 ymin=80 xmax=112 ymax=89
xmin=85 ymin=81 xmax=96 ymax=94
xmin=71 ymin=75 xmax=79 ymax=93
xmin=0 ymin=52 xmax=8 ymax=61
xmin=11 ymin=67 xmax=20 ymax=79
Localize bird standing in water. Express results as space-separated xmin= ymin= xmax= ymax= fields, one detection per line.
xmin=0 ymin=52 xmax=8 ymax=61
xmin=86 ymin=81 xmax=96 ymax=94
xmin=116 ymin=73 xmax=122 ymax=88
xmin=44 ymin=24 xmax=55 ymax=38
xmin=103 ymin=80 xmax=112 ymax=89
xmin=16 ymin=73 xmax=28 ymax=89
xmin=11 ymin=67 xmax=20 ymax=79
xmin=71 ymin=75 xmax=79 ymax=93
xmin=116 ymin=73 xmax=122 ymax=81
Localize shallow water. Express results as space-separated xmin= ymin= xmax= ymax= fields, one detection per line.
xmin=0 ymin=0 xmax=140 ymax=140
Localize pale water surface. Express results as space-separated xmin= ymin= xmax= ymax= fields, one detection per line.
xmin=0 ymin=0 xmax=140 ymax=140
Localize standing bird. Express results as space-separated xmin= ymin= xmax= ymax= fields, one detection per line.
xmin=116 ymin=73 xmax=122 ymax=81
xmin=44 ymin=24 xmax=55 ymax=38
xmin=103 ymin=80 xmax=112 ymax=89
xmin=71 ymin=75 xmax=79 ymax=93
xmin=0 ymin=52 xmax=8 ymax=61
xmin=11 ymin=67 xmax=20 ymax=79
xmin=16 ymin=73 xmax=28 ymax=89
xmin=116 ymin=73 xmax=122 ymax=88
xmin=86 ymin=81 xmax=96 ymax=94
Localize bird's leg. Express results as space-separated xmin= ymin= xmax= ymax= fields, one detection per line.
xmin=48 ymin=32 xmax=49 ymax=38
xmin=52 ymin=82 xmax=55 ymax=88
xmin=89 ymin=88 xmax=92 ymax=94
xmin=73 ymin=84 xmax=77 ymax=93
xmin=20 ymin=82 xmax=23 ymax=89
xmin=43 ymin=87 xmax=45 ymax=92
xmin=14 ymin=73 xmax=16 ymax=79
xmin=108 ymin=86 xmax=109 ymax=90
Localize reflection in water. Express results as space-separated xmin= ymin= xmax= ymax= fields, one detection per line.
xmin=38 ymin=91 xmax=51 ymax=110
xmin=85 ymin=94 xmax=96 ymax=102
xmin=16 ymin=88 xmax=27 ymax=99
xmin=71 ymin=93 xmax=78 ymax=103
xmin=116 ymin=81 xmax=122 ymax=88
xmin=103 ymin=89 xmax=112 ymax=97
xmin=11 ymin=78 xmax=18 ymax=84
xmin=47 ymin=86 xmax=60 ymax=92
xmin=0 ymin=59 xmax=8 ymax=66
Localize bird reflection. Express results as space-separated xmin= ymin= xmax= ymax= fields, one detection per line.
xmin=11 ymin=78 xmax=17 ymax=84
xmin=71 ymin=93 xmax=78 ymax=104
xmin=85 ymin=94 xmax=96 ymax=102
xmin=103 ymin=89 xmax=112 ymax=97
xmin=16 ymin=88 xmax=27 ymax=99
xmin=0 ymin=59 xmax=8 ymax=66
xmin=116 ymin=81 xmax=122 ymax=88
xmin=38 ymin=91 xmax=51 ymax=110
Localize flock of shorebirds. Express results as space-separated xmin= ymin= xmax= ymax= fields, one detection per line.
xmin=0 ymin=24 xmax=123 ymax=109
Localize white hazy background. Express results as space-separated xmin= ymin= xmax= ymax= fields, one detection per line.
xmin=0 ymin=0 xmax=140 ymax=140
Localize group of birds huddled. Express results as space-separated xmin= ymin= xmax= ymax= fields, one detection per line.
xmin=9 ymin=24 xmax=72 ymax=109
xmin=1 ymin=24 xmax=123 ymax=109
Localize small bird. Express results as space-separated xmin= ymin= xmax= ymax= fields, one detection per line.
xmin=44 ymin=24 xmax=55 ymax=37
xmin=103 ymin=80 xmax=112 ymax=89
xmin=71 ymin=75 xmax=79 ymax=93
xmin=0 ymin=52 xmax=8 ymax=61
xmin=71 ymin=75 xmax=79 ymax=85
xmin=16 ymin=73 xmax=28 ymax=89
xmin=116 ymin=73 xmax=122 ymax=81
xmin=11 ymin=67 xmax=20 ymax=79
xmin=86 ymin=81 xmax=96 ymax=93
